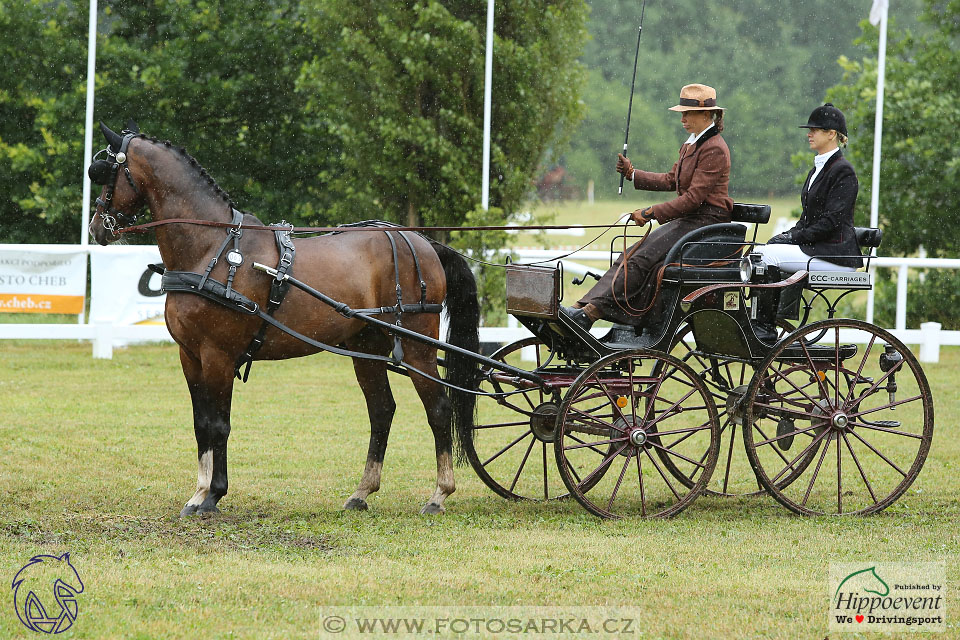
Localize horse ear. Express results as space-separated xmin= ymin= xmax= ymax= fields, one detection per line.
xmin=99 ymin=121 xmax=124 ymax=151
xmin=124 ymin=119 xmax=140 ymax=134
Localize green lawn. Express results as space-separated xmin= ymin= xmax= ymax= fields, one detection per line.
xmin=0 ymin=342 xmax=956 ymax=639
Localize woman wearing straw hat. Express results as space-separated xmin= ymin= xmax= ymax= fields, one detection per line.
xmin=563 ymin=83 xmax=733 ymax=330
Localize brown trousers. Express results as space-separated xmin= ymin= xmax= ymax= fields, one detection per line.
xmin=579 ymin=208 xmax=730 ymax=326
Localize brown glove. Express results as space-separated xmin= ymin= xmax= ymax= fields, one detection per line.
xmin=616 ymin=153 xmax=634 ymax=177
xmin=631 ymin=206 xmax=654 ymax=225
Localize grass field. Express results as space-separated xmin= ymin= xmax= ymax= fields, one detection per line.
xmin=1 ymin=341 xmax=957 ymax=639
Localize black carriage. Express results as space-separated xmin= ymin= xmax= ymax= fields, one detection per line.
xmin=466 ymin=204 xmax=933 ymax=518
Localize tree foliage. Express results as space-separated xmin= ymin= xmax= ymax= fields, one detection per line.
xmin=567 ymin=0 xmax=926 ymax=199
xmin=296 ymin=0 xmax=587 ymax=229
xmin=826 ymin=0 xmax=959 ymax=257
xmin=0 ymin=0 xmax=587 ymax=249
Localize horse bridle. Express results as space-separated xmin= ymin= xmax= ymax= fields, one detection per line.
xmin=91 ymin=132 xmax=142 ymax=235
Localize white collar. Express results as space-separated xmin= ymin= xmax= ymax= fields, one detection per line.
xmin=684 ymin=122 xmax=715 ymax=145
xmin=814 ymin=146 xmax=840 ymax=169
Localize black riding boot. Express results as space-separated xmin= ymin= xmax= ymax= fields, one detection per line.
xmin=752 ymin=266 xmax=782 ymax=343
xmin=776 ymin=280 xmax=804 ymax=322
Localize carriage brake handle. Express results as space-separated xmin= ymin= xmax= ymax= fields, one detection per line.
xmin=571 ymin=271 xmax=601 ymax=286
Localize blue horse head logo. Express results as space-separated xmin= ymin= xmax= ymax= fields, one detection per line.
xmin=11 ymin=553 xmax=84 ymax=634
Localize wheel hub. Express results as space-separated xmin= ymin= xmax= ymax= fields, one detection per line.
xmin=831 ymin=412 xmax=850 ymax=430
xmin=629 ymin=429 xmax=648 ymax=446
xmin=530 ymin=402 xmax=559 ymax=442
xmin=725 ymin=384 xmax=750 ymax=426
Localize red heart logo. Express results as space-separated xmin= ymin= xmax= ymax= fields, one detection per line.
xmin=856 ymin=615 xmax=864 ymax=623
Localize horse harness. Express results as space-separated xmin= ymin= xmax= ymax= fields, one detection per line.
xmin=88 ymin=131 xmax=143 ymax=235
xmin=159 ymin=215 xmax=442 ymax=381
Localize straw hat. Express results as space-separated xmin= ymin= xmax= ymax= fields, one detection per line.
xmin=668 ymin=84 xmax=723 ymax=112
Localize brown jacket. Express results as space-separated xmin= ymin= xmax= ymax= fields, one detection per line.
xmin=632 ymin=127 xmax=733 ymax=223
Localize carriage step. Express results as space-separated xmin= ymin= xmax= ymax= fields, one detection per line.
xmin=777 ymin=343 xmax=859 ymax=361
xmin=864 ymin=419 xmax=901 ymax=428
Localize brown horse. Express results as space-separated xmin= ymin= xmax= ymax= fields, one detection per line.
xmin=88 ymin=122 xmax=479 ymax=516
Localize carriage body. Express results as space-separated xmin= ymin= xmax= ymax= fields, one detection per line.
xmin=470 ymin=204 xmax=933 ymax=519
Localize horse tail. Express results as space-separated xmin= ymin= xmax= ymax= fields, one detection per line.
xmin=430 ymin=241 xmax=480 ymax=467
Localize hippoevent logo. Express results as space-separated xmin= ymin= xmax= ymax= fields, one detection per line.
xmin=11 ymin=553 xmax=85 ymax=634
xmin=829 ymin=562 xmax=945 ymax=632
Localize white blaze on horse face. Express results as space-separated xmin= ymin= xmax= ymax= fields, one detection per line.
xmin=186 ymin=449 xmax=213 ymax=506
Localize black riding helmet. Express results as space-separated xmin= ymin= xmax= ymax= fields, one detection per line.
xmin=799 ymin=103 xmax=847 ymax=136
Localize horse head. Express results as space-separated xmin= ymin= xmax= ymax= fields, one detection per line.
xmin=88 ymin=120 xmax=147 ymax=246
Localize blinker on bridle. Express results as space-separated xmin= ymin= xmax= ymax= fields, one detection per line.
xmin=90 ymin=131 xmax=142 ymax=235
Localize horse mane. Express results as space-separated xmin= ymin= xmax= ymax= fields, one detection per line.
xmin=136 ymin=134 xmax=238 ymax=211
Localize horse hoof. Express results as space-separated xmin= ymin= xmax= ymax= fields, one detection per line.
xmin=197 ymin=504 xmax=221 ymax=516
xmin=344 ymin=498 xmax=369 ymax=511
xmin=419 ymin=503 xmax=445 ymax=515
xmin=179 ymin=504 xmax=199 ymax=517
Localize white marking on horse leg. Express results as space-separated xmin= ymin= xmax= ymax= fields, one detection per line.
xmin=425 ymin=451 xmax=455 ymax=511
xmin=346 ymin=460 xmax=383 ymax=503
xmin=186 ymin=449 xmax=213 ymax=506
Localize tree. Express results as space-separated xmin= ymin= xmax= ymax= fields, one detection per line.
xmin=825 ymin=0 xmax=960 ymax=328
xmin=827 ymin=0 xmax=959 ymax=257
xmin=296 ymin=0 xmax=588 ymax=228
xmin=567 ymin=0 xmax=927 ymax=199
xmin=0 ymin=0 xmax=90 ymax=243
xmin=0 ymin=0 xmax=322 ymax=244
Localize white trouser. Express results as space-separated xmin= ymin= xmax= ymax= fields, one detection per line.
xmin=756 ymin=243 xmax=857 ymax=274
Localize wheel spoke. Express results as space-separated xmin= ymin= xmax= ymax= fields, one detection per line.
xmin=721 ymin=417 xmax=738 ymax=494
xmin=754 ymin=419 xmax=829 ymax=447
xmin=643 ymin=447 xmax=682 ymax=500
xmin=847 ymin=430 xmax=908 ymax=477
xmin=847 ymin=394 xmax=924 ymax=418
xmin=850 ymin=421 xmax=925 ymax=440
xmin=508 ymin=436 xmax=537 ymax=493
xmin=844 ymin=333 xmax=878 ymax=405
xmin=606 ymin=449 xmax=634 ymax=511
xmin=841 ymin=431 xmax=877 ymax=503
xmin=800 ymin=433 xmax=832 ymax=507
xmin=576 ymin=443 xmax=630 ymax=490
xmin=563 ymin=436 xmax=629 ymax=452
xmin=769 ymin=428 xmax=831 ymax=484
xmin=481 ymin=430 xmax=530 ymax=467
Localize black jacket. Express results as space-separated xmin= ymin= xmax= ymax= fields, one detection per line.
xmin=789 ymin=150 xmax=863 ymax=269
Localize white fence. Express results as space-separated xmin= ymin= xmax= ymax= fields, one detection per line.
xmin=1 ymin=246 xmax=958 ymax=362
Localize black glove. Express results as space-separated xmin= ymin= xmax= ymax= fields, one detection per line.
xmin=767 ymin=231 xmax=794 ymax=245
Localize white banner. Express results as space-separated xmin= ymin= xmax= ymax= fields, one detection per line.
xmin=0 ymin=245 xmax=88 ymax=314
xmin=89 ymin=246 xmax=165 ymax=325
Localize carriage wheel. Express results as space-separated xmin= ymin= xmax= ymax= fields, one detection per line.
xmin=654 ymin=321 xmax=810 ymax=497
xmin=465 ymin=338 xmax=571 ymax=501
xmin=555 ymin=349 xmax=719 ymax=519
xmin=742 ymin=319 xmax=934 ymax=515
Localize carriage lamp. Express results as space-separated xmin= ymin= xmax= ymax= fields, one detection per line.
xmin=879 ymin=345 xmax=902 ymax=405
xmin=739 ymin=253 xmax=766 ymax=283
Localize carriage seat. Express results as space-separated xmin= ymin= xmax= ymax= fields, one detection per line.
xmin=731 ymin=202 xmax=771 ymax=225
xmin=660 ymin=204 xmax=770 ymax=283
xmin=661 ymin=223 xmax=748 ymax=283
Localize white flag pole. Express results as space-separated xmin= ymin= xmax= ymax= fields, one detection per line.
xmin=80 ymin=0 xmax=98 ymax=246
xmin=865 ymin=0 xmax=888 ymax=325
xmin=481 ymin=0 xmax=494 ymax=211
